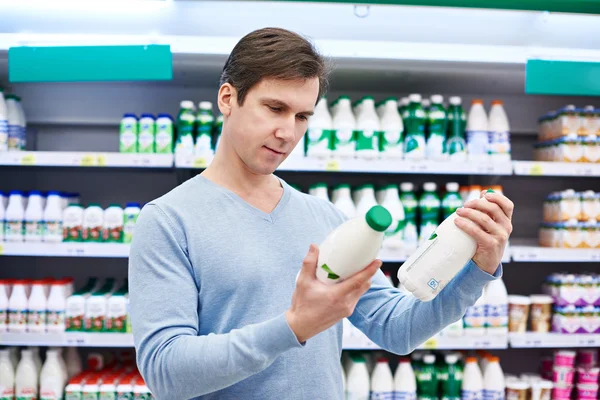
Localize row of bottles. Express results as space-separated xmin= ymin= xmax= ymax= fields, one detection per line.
xmin=0 ymin=88 xmax=27 ymax=152
xmin=305 ymin=95 xmax=510 ymax=162
xmin=175 ymin=101 xmax=223 ymax=158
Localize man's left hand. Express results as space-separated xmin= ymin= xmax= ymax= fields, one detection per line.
xmin=454 ymin=190 xmax=514 ymax=275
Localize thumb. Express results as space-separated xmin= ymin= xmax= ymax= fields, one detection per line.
xmin=299 ymin=244 xmax=319 ymax=281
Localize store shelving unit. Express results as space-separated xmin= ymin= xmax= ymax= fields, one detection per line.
xmin=0 ymin=242 xmax=130 ymax=258
xmin=0 ymin=151 xmax=173 ymax=168
xmin=512 ymin=161 xmax=600 ymax=177
xmin=510 ymin=239 xmax=600 ymax=262
xmin=509 ymin=333 xmax=600 ymax=348
xmin=0 ymin=332 xmax=134 ymax=347
xmin=342 ymin=331 xmax=508 ymax=350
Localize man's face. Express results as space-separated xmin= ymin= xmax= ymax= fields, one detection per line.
xmin=223 ymin=77 xmax=318 ymax=175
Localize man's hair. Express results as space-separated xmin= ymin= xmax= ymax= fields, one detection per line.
xmin=220 ymin=27 xmax=330 ymax=105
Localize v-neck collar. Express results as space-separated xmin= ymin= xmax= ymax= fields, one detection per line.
xmin=196 ymin=174 xmax=291 ymax=223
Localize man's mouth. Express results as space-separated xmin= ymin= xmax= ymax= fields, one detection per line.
xmin=264 ymin=146 xmax=286 ymax=155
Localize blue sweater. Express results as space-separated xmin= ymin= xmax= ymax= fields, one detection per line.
xmin=129 ymin=175 xmax=500 ymax=400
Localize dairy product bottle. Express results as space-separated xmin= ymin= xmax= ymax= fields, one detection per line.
xmin=5 ymin=191 xmax=25 ymax=242
xmin=43 ymin=191 xmax=63 ymax=243
xmin=26 ymin=280 xmax=47 ymax=333
xmin=47 ymin=280 xmax=67 ymax=333
xmin=484 ymin=279 xmax=508 ymax=335
xmin=316 ymin=205 xmax=391 ymax=284
xmin=8 ymin=280 xmax=27 ymax=333
xmin=306 ymin=97 xmax=333 ymax=159
xmin=123 ymin=202 xmax=141 ymax=244
xmin=24 ymin=191 xmax=43 ymax=242
xmin=332 ymin=184 xmax=357 ymax=219
xmin=137 ymin=113 xmax=156 ymax=153
xmin=119 ymin=113 xmax=138 ymax=153
xmin=0 ymin=280 xmax=8 ymax=333
xmin=442 ymin=183 xmax=463 ymax=220
xmin=29 ymin=347 xmax=41 ymax=377
xmin=446 ymin=97 xmax=467 ymax=162
xmin=464 ymin=291 xmax=487 ymax=336
xmin=371 ymin=358 xmax=393 ymax=399
xmin=466 ymin=186 xmax=482 ymax=203
xmin=103 ymin=204 xmax=124 ymax=242
xmin=353 ymin=185 xmax=367 ymax=207
xmin=83 ymin=204 xmax=104 ymax=242
xmin=398 ymin=190 xmax=496 ymax=302
xmin=462 ymin=357 xmax=483 ymax=400
xmin=8 ymin=348 xmax=18 ymax=371
xmin=332 ymin=96 xmax=356 ymax=158
xmin=355 ymin=96 xmax=381 ymax=159
xmin=403 ymin=94 xmax=426 ymax=160
xmin=40 ymin=349 xmax=66 ymax=400
xmin=427 ymin=95 xmax=447 ymax=161
xmin=400 ymin=183 xmax=419 ymax=252
xmin=66 ymin=278 xmax=98 ymax=331
xmin=309 ymin=183 xmax=330 ymax=202
xmin=0 ymin=89 xmax=8 ymax=151
xmin=195 ymin=101 xmax=215 ymax=159
xmin=176 ymin=101 xmax=196 ymax=156
xmin=347 ymin=356 xmax=370 ymax=400
xmin=418 ymin=183 xmax=440 ymax=245
xmin=356 ymin=185 xmax=378 ymax=217
xmin=375 ymin=187 xmax=387 ymax=206
xmin=63 ymin=204 xmax=84 ymax=242
xmin=394 ymin=357 xmax=417 ymax=400
xmin=380 ymin=185 xmax=406 ymax=249
xmin=155 ymin=113 xmax=174 ymax=153
xmin=482 ymin=356 xmax=504 ymax=400
xmin=15 ymin=349 xmax=38 ymax=400
xmin=213 ymin=113 xmax=224 ymax=152
xmin=85 ymin=278 xmax=116 ymax=331
xmin=0 ymin=193 xmax=5 ymax=242
xmin=440 ymin=354 xmax=463 ymax=400
xmin=5 ymin=95 xmax=20 ymax=151
xmin=379 ymin=98 xmax=404 ymax=159
xmin=417 ymin=354 xmax=438 ymax=400
xmin=49 ymin=347 xmax=68 ymax=388
xmin=14 ymin=96 xmax=27 ymax=150
xmin=106 ymin=280 xmax=128 ymax=332
xmin=488 ymin=101 xmax=511 ymax=162
xmin=0 ymin=349 xmax=15 ymax=400
xmin=466 ymin=100 xmax=490 ymax=162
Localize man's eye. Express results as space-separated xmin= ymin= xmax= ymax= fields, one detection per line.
xmin=297 ymin=115 xmax=308 ymax=122
xmin=268 ymin=106 xmax=282 ymax=112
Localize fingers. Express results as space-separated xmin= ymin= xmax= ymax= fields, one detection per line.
xmin=456 ymin=207 xmax=509 ymax=240
xmin=298 ymin=244 xmax=319 ymax=282
xmin=337 ymin=259 xmax=382 ymax=295
xmin=461 ymin=199 xmax=512 ymax=236
xmin=484 ymin=191 xmax=515 ymax=220
xmin=454 ymin=216 xmax=498 ymax=247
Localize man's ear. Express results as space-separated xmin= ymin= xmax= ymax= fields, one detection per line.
xmin=218 ymin=83 xmax=237 ymax=117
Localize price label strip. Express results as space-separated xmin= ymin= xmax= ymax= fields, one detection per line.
xmin=20 ymin=154 xmax=36 ymax=166
xmin=81 ymin=155 xmax=95 ymax=167
xmin=324 ymin=159 xmax=341 ymax=172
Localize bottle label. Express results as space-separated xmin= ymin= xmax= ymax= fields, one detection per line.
xmin=43 ymin=220 xmax=63 ymax=241
xmin=120 ymin=131 xmax=137 ymax=153
xmin=40 ymin=389 xmax=60 ymax=400
xmin=138 ymin=131 xmax=155 ymax=153
xmin=133 ymin=394 xmax=153 ymax=400
xmin=442 ymin=196 xmax=464 ymax=219
xmin=123 ymin=214 xmax=138 ymax=244
xmin=483 ymin=389 xmax=504 ymax=400
xmin=370 ymin=391 xmax=394 ymax=399
xmin=8 ymin=124 xmax=20 ymax=150
xmin=306 ymin=128 xmax=331 ymax=155
xmin=175 ymin=132 xmax=195 ymax=155
xmin=356 ymin=129 xmax=378 ymax=151
xmin=0 ymin=309 xmax=6 ymax=326
xmin=47 ymin=310 xmax=65 ymax=329
xmin=84 ymin=224 xmax=103 ymax=242
xmin=490 ymin=131 xmax=511 ymax=155
xmin=446 ymin=137 xmax=467 ymax=158
xmin=461 ymin=390 xmax=483 ymax=400
xmin=394 ymin=391 xmax=417 ymax=400
xmin=16 ymin=387 xmax=37 ymax=400
xmin=0 ymin=119 xmax=8 ymax=151
xmin=428 ymin=109 xmax=447 ymax=135
xmin=0 ymin=220 xmax=4 ymax=241
xmin=25 ymin=220 xmax=44 ymax=241
xmin=466 ymin=130 xmax=490 ymax=157
xmin=194 ymin=134 xmax=212 ymax=157
xmin=404 ymin=134 xmax=426 ymax=158
xmin=100 ymin=392 xmax=117 ymax=400
xmin=8 ymin=309 xmax=27 ymax=327
xmin=486 ymin=304 xmax=508 ymax=328
xmin=419 ymin=196 xmax=441 ymax=222
xmin=0 ymin=386 xmax=15 ymax=400
xmin=5 ymin=220 xmax=24 ymax=241
xmin=426 ymin=134 xmax=445 ymax=160
xmin=116 ymin=392 xmax=133 ymax=400
xmin=464 ymin=304 xmax=486 ymax=329
xmin=27 ymin=309 xmax=47 ymax=327
xmin=65 ymin=391 xmax=83 ymax=400
xmin=84 ymin=393 xmax=101 ymax=400
xmin=155 ymin=125 xmax=173 ymax=154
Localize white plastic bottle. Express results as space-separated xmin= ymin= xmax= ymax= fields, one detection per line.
xmin=356 ymin=185 xmax=378 ymax=217
xmin=8 ymin=280 xmax=27 ymax=333
xmin=46 ymin=280 xmax=66 ymax=333
xmin=0 ymin=89 xmax=8 ymax=152
xmin=398 ymin=191 xmax=496 ymax=302
xmin=0 ymin=348 xmax=15 ymax=400
xmin=65 ymin=347 xmax=82 ymax=379
xmin=103 ymin=204 xmax=124 ymax=242
xmin=123 ymin=202 xmax=141 ymax=244
xmin=15 ymin=349 xmax=38 ymax=400
xmin=83 ymin=204 xmax=104 ymax=242
xmin=347 ymin=356 xmax=370 ymax=400
xmin=462 ymin=357 xmax=483 ymax=400
xmin=379 ymin=98 xmax=404 ymax=159
xmin=466 ymin=99 xmax=490 ymax=162
xmin=5 ymin=191 xmax=25 ymax=242
xmin=48 ymin=347 xmax=68 ymax=387
xmin=332 ymin=96 xmax=356 ymax=159
xmin=29 ymin=347 xmax=42 ymax=377
xmin=5 ymin=95 xmax=20 ymax=151
xmin=27 ymin=280 xmax=47 ymax=333
xmin=380 ymin=185 xmax=405 ymax=250
xmin=370 ymin=358 xmax=394 ymax=399
xmin=0 ymin=192 xmax=5 ymax=242
xmin=24 ymin=190 xmax=44 ymax=242
xmin=394 ymin=357 xmax=417 ymax=400
xmin=309 ymin=183 xmax=330 ymax=202
xmin=306 ymin=97 xmax=333 ymax=159
xmin=43 ymin=191 xmax=63 ymax=243
xmin=332 ymin=184 xmax=357 ymax=219
xmin=483 ymin=356 xmax=504 ymax=400
xmin=0 ymin=280 xmax=9 ymax=333
xmin=316 ymin=205 xmax=391 ymax=285
xmin=485 ymin=279 xmax=508 ymax=336
xmin=355 ymin=96 xmax=381 ymax=159
xmin=488 ymin=100 xmax=511 ymax=163
xmin=418 ymin=182 xmax=440 ymax=246
xmin=39 ymin=349 xmax=65 ymax=400
xmin=399 ymin=183 xmax=419 ymax=253
xmin=426 ymin=94 xmax=447 ymax=161
xmin=464 ymin=291 xmax=487 ymax=336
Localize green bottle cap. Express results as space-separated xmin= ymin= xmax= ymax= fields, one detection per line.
xmin=365 ymin=205 xmax=392 ymax=232
xmin=486 ymin=188 xmax=495 ymax=193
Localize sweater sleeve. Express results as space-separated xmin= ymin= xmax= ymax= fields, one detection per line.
xmin=349 ymin=260 xmax=502 ymax=355
xmin=129 ymin=204 xmax=303 ymax=400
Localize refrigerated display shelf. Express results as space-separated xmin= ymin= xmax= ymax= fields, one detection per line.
xmin=510 ymin=239 xmax=600 ymax=262
xmin=0 ymin=151 xmax=174 ymax=168
xmin=512 ymin=161 xmax=600 ymax=177
xmin=0 ymin=332 xmax=134 ymax=347
xmin=509 ymin=332 xmax=600 ymax=348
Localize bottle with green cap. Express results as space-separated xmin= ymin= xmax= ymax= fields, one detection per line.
xmin=355 ymin=96 xmax=381 ymax=159
xmin=175 ymin=100 xmax=196 ymax=156
xmin=398 ymin=190 xmax=496 ymax=302
xmin=379 ymin=98 xmax=404 ymax=159
xmin=403 ymin=94 xmax=426 ymax=160
xmin=316 ymin=205 xmax=392 ymax=284
xmin=194 ymin=101 xmax=215 ymax=159
xmin=416 ymin=354 xmax=438 ymax=400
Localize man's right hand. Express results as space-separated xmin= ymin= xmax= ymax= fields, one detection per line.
xmin=285 ymin=244 xmax=382 ymax=343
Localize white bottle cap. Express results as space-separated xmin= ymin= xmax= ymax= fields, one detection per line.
xmin=431 ymin=95 xmax=444 ymax=104
xmin=401 ymin=97 xmax=410 ymax=106
xmin=423 ymin=354 xmax=436 ymax=364
xmin=180 ymin=100 xmax=195 ymax=109
xmin=422 ymin=99 xmax=431 ymax=107
xmin=400 ymin=182 xmax=414 ymax=192
xmin=584 ymin=105 xmax=595 ymax=111
xmin=409 ymin=94 xmax=422 ymax=103
xmin=423 ymin=182 xmax=437 ymax=192
xmin=565 ymin=105 xmax=576 ymax=110
xmin=449 ymin=96 xmax=462 ymax=105
xmin=198 ymin=101 xmax=213 ymax=110
xmin=445 ymin=354 xmax=458 ymax=364
xmin=446 ymin=182 xmax=459 ymax=192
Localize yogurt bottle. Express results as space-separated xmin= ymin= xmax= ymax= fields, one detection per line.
xmin=426 ymin=94 xmax=447 ymax=161
xmin=0 ymin=349 xmax=15 ymax=400
xmin=0 ymin=280 xmax=9 ymax=333
xmin=123 ymin=202 xmax=141 ymax=244
xmin=27 ymin=280 xmax=47 ymax=333
xmin=47 ymin=280 xmax=67 ymax=333
xmin=24 ymin=190 xmax=44 ymax=242
xmin=418 ymin=182 xmax=440 ymax=245
xmin=103 ymin=204 xmax=124 ymax=243
xmin=43 ymin=192 xmax=64 ymax=243
xmin=306 ymin=97 xmax=333 ymax=159
xmin=8 ymin=280 xmax=28 ymax=333
xmin=63 ymin=204 xmax=84 ymax=242
xmin=379 ymin=98 xmax=404 ymax=159
xmin=15 ymin=349 xmax=38 ymax=400
xmin=176 ymin=101 xmax=196 ymax=156
xmin=488 ymin=100 xmax=511 ymax=162
xmin=14 ymin=97 xmax=27 ymax=150
xmin=466 ymin=99 xmax=490 ymax=162
xmin=355 ymin=185 xmax=378 ymax=217
xmin=347 ymin=356 xmax=370 ymax=400
xmin=332 ymin=184 xmax=357 ymax=219
xmin=137 ymin=113 xmax=156 ymax=153
xmin=0 ymin=88 xmax=8 ymax=152
xmin=119 ymin=114 xmax=138 ymax=153
xmin=380 ymin=185 xmax=406 ymax=249
xmin=155 ymin=113 xmax=174 ymax=154
xmin=355 ymin=96 xmax=381 ymax=159
xmin=400 ymin=183 xmax=419 ymax=252
xmin=370 ymin=358 xmax=394 ymax=399
xmin=332 ymin=96 xmax=356 ymax=159
xmin=403 ymin=94 xmax=426 ymax=160
xmin=394 ymin=357 xmax=417 ymax=400
xmin=5 ymin=190 xmax=25 ymax=242
xmin=83 ymin=204 xmax=104 ymax=242
xmin=195 ymin=101 xmax=215 ymax=159
xmin=446 ymin=97 xmax=467 ymax=162
xmin=5 ymin=95 xmax=21 ymax=151
xmin=462 ymin=357 xmax=483 ymax=400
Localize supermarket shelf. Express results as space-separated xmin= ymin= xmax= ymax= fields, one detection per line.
xmin=0 ymin=332 xmax=133 ymax=347
xmin=510 ymin=239 xmax=600 ymax=262
xmin=509 ymin=333 xmax=600 ymax=348
xmin=379 ymin=247 xmax=511 ymax=264
xmin=0 ymin=242 xmax=130 ymax=258
xmin=343 ymin=331 xmax=508 ymax=350
xmin=512 ymin=161 xmax=600 ymax=177
xmin=0 ymin=151 xmax=174 ymax=168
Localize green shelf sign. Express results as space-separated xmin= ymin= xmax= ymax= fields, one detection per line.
xmin=9 ymin=45 xmax=173 ymax=83
xmin=526 ymin=60 xmax=600 ymax=96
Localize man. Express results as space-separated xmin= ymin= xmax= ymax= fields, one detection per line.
xmin=129 ymin=27 xmax=513 ymax=400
